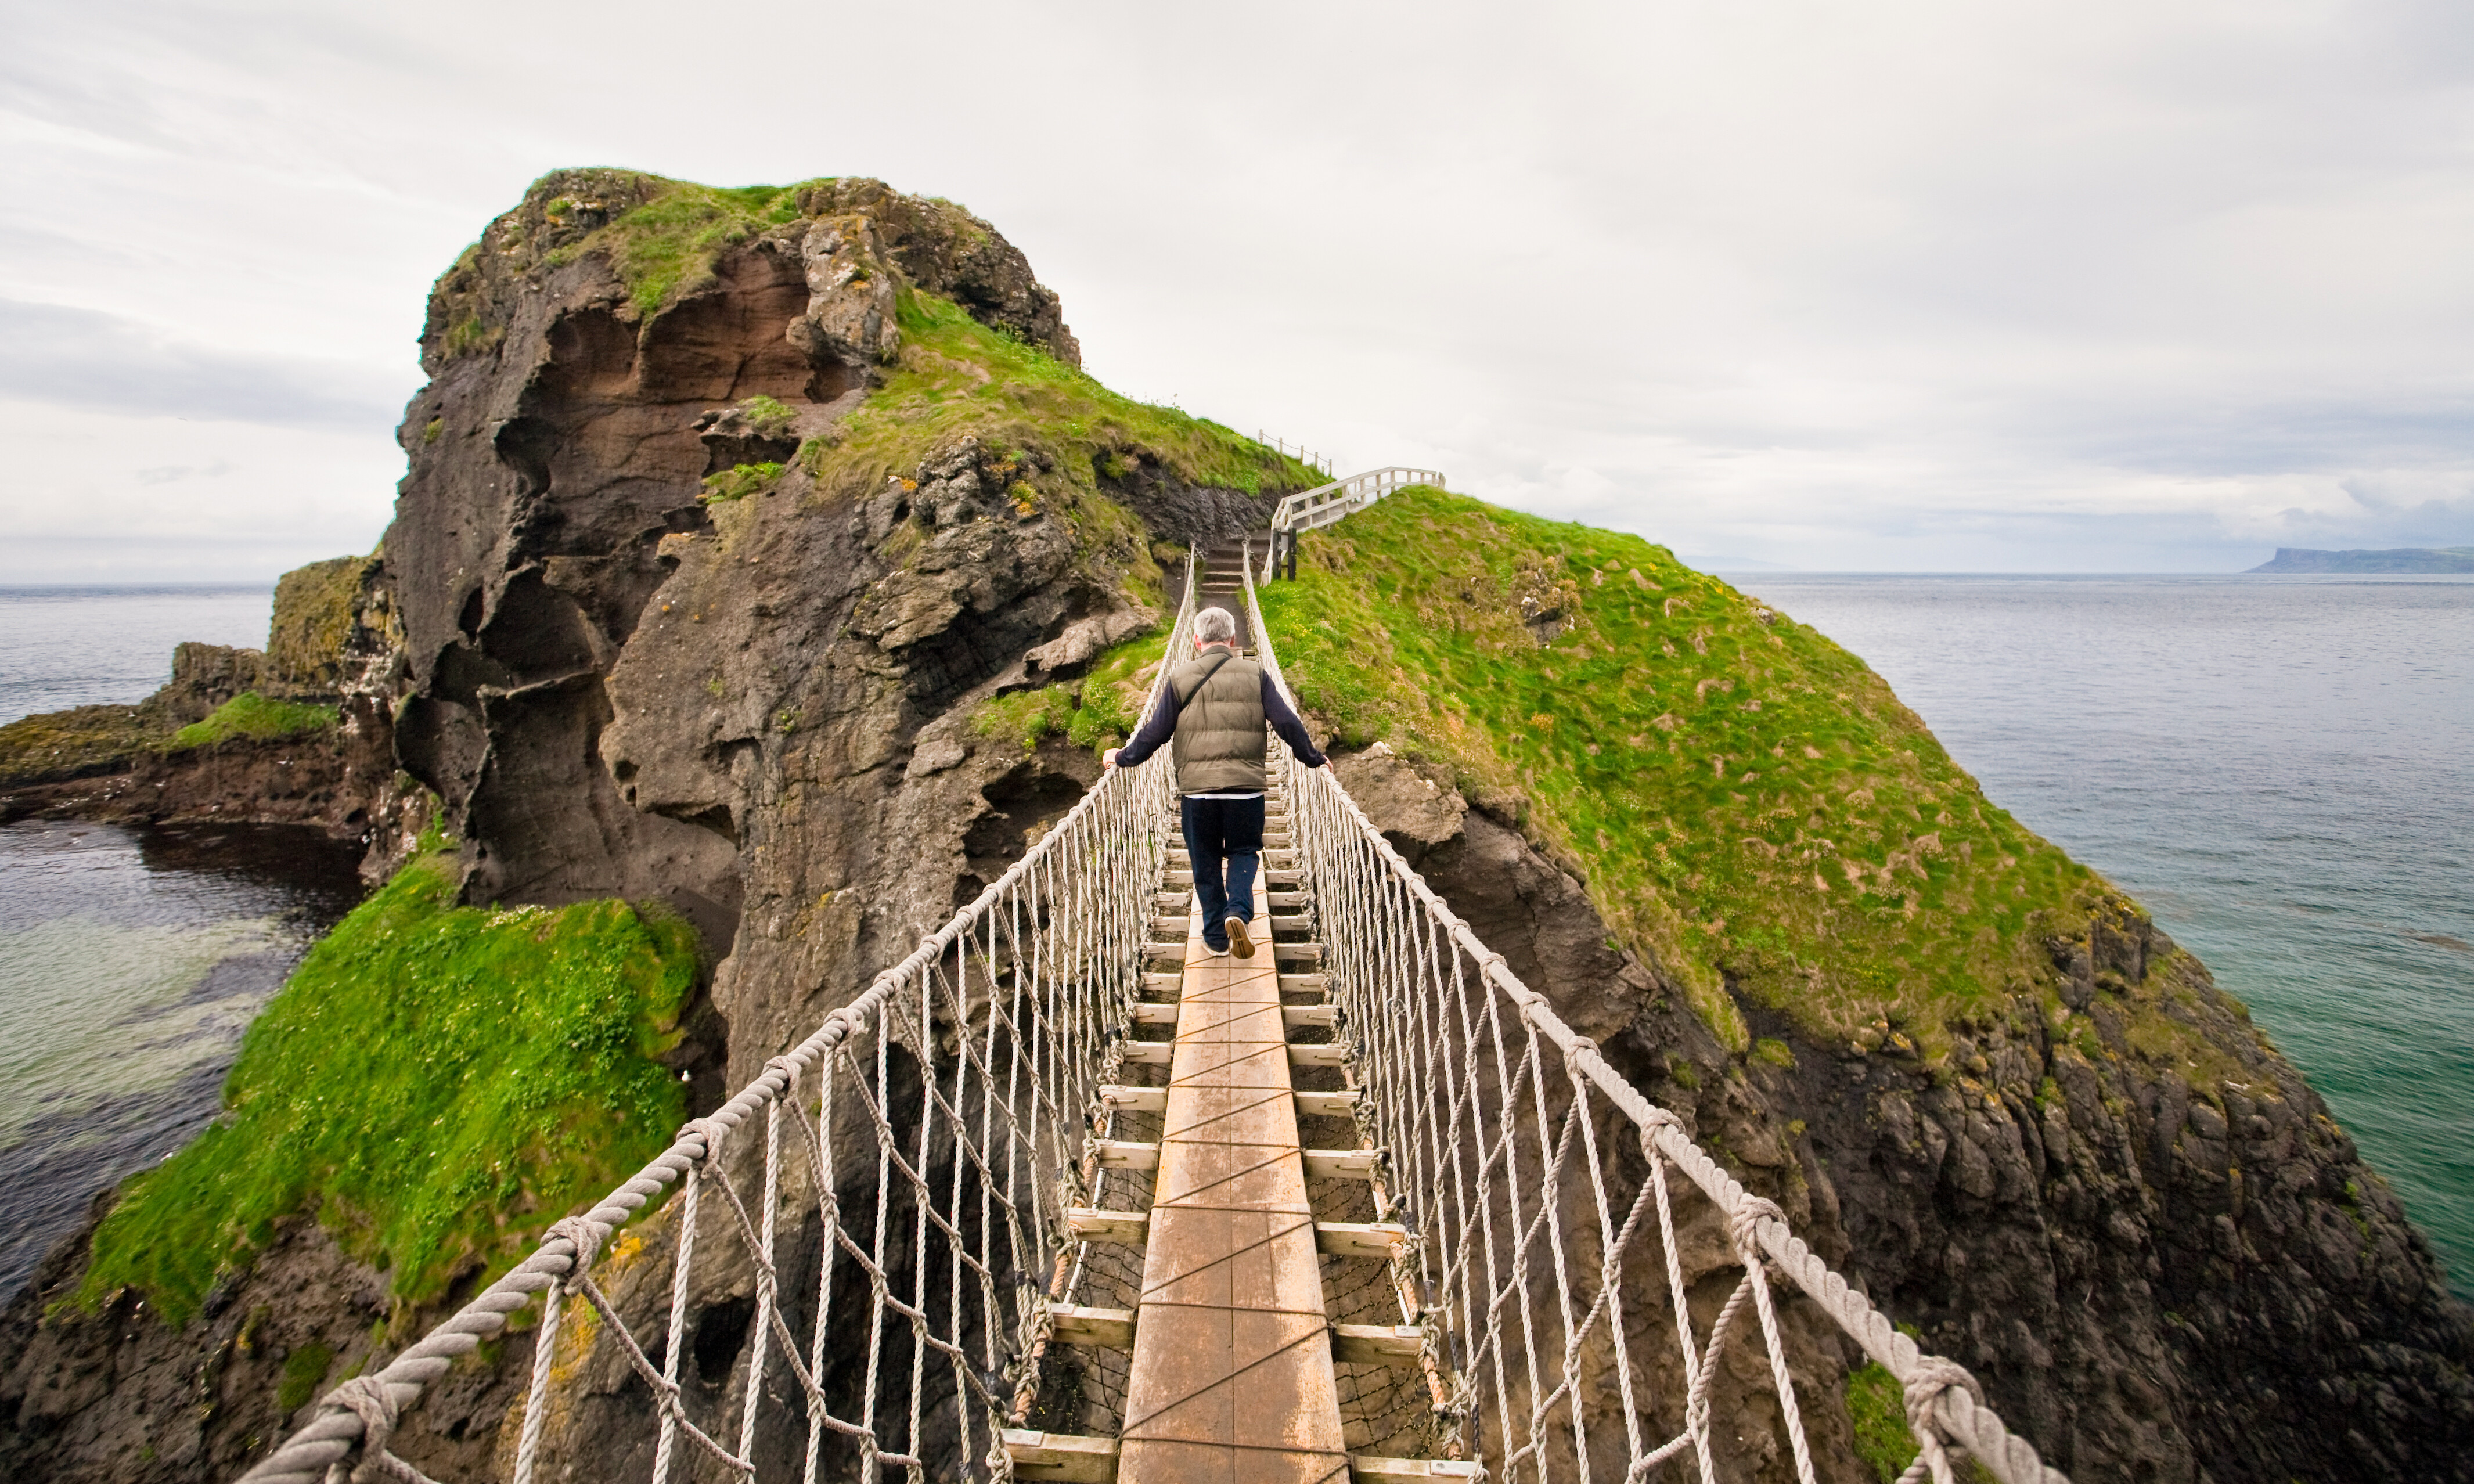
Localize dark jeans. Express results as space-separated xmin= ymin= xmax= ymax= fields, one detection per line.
xmin=1180 ymin=794 xmax=1264 ymax=950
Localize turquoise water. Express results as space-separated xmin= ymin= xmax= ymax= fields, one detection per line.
xmin=0 ymin=585 xmax=359 ymax=1296
xmin=1741 ymin=574 xmax=2474 ymax=1296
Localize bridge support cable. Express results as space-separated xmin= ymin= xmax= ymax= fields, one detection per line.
xmin=1259 ymin=468 xmax=1449 ymax=583
xmin=1237 ymin=553 xmax=2070 ymax=1484
xmin=241 ymin=561 xmax=1207 ymax=1484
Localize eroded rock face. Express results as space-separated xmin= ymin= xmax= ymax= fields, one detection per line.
xmin=0 ymin=174 xmax=1285 ymax=1484
xmin=1340 ymin=755 xmax=2474 ymax=1483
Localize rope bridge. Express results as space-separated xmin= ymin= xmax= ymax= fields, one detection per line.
xmin=239 ymin=534 xmax=2068 ymax=1484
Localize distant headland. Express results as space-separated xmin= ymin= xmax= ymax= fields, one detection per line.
xmin=2249 ymin=546 xmax=2474 ymax=574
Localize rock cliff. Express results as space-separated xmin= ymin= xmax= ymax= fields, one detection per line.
xmin=5 ymin=168 xmax=2467 ymax=1484
xmin=2 ymin=171 xmax=1311 ymax=1482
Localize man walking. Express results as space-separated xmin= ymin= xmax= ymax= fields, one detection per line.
xmin=1104 ymin=606 xmax=1327 ymax=957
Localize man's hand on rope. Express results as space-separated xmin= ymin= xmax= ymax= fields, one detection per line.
xmin=1101 ymin=748 xmax=1121 ymax=771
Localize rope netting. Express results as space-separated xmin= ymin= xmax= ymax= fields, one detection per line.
xmin=236 ymin=534 xmax=2072 ymax=1484
xmin=1240 ymin=556 xmax=2068 ymax=1484
xmin=238 ymin=565 xmax=1205 ymax=1484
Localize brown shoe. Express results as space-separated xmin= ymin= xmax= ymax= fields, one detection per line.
xmin=1226 ymin=916 xmax=1254 ymax=959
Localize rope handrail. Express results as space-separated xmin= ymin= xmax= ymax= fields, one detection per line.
xmin=239 ymin=560 xmax=1206 ymax=1484
xmin=1238 ymin=548 xmax=2068 ymax=1484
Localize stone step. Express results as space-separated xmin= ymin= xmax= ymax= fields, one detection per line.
xmin=1003 ymin=1430 xmax=1117 ymax=1484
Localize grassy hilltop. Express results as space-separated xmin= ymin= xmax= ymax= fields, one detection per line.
xmin=1252 ymin=487 xmax=2234 ymax=1075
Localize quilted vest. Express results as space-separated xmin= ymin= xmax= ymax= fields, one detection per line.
xmin=1166 ymin=650 xmax=1267 ymax=794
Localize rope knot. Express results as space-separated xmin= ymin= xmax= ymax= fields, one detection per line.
xmin=1899 ymin=1355 xmax=1985 ymax=1482
xmin=1727 ymin=1194 xmax=1787 ymax=1255
xmin=326 ymin=1375 xmax=400 ymax=1480
xmin=678 ymin=1116 xmax=723 ymax=1162
xmin=1900 ymin=1356 xmax=1982 ymax=1431
xmin=546 ymin=1215 xmax=604 ymax=1273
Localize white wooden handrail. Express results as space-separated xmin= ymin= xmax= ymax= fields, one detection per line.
xmin=1259 ymin=466 xmax=1447 ymax=581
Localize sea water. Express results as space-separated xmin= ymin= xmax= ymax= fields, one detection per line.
xmin=0 ymin=585 xmax=364 ymax=1296
xmin=0 ymin=581 xmax=2465 ymax=1300
xmin=1738 ymin=574 xmax=2474 ymax=1296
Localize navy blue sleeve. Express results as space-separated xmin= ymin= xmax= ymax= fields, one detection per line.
xmin=1262 ymin=675 xmax=1327 ymax=768
xmin=1112 ymin=683 xmax=1180 ymax=767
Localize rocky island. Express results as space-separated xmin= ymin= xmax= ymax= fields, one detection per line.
xmin=2246 ymin=546 xmax=2474 ymax=574
xmin=1 ymin=171 xmax=2466 ymax=1483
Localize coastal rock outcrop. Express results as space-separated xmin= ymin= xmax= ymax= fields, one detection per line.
xmin=5 ymin=166 xmax=2467 ymax=1484
xmin=1335 ymin=747 xmax=2474 ymax=1482
xmin=1 ymin=171 xmax=1303 ymax=1484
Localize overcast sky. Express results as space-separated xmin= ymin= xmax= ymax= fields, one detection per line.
xmin=2 ymin=0 xmax=2468 ymax=580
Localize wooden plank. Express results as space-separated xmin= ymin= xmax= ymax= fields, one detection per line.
xmin=1349 ymin=1457 xmax=1482 ymax=1480
xmin=1315 ymin=1221 xmax=1407 ymax=1258
xmin=1293 ymin=1089 xmax=1359 ymax=1119
xmin=1279 ymin=972 xmax=1329 ymax=994
xmin=1143 ymin=971 xmax=1181 ymax=996
xmin=1051 ymin=1305 xmax=1137 ymax=1349
xmin=1003 ymin=1430 xmax=1118 ymax=1484
xmin=1066 ymin=1208 xmax=1150 ymax=1245
xmin=1099 ymin=1084 xmax=1166 ymax=1112
xmin=1331 ymin=1324 xmax=1425 ymax=1366
xmin=1287 ymin=1043 xmax=1348 ymax=1069
xmin=1122 ymin=1040 xmax=1173 ymax=1067
xmin=1303 ymin=1148 xmax=1380 ymax=1181
xmin=1283 ymin=1004 xmax=1338 ymax=1028
xmin=1131 ymin=1002 xmax=1180 ymax=1026
xmin=1273 ymin=942 xmax=1323 ymax=964
xmin=1267 ymin=913 xmax=1312 ymax=932
xmin=1096 ymin=1140 xmax=1159 ymax=1170
xmin=1266 ymin=891 xmax=1310 ymax=908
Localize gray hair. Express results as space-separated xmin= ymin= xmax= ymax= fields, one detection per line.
xmin=1194 ymin=607 xmax=1238 ymax=644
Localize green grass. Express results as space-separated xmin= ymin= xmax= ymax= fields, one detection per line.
xmin=276 ymin=1341 xmax=334 ymax=1414
xmin=267 ymin=555 xmax=368 ymax=692
xmin=170 ymin=691 xmax=336 ymax=751
xmin=0 ymin=703 xmax=172 ymax=788
xmin=1846 ymin=1361 xmax=1917 ymax=1481
xmin=700 ymin=462 xmax=784 ymax=503
xmin=1256 ymin=487 xmax=2116 ymax=1056
xmin=971 ymin=628 xmax=1168 ymax=756
xmin=545 ymin=178 xmax=817 ymax=318
xmin=804 ymin=287 xmax=1318 ymax=508
xmin=734 ymin=394 xmax=797 ymax=437
xmin=74 ymin=830 xmax=700 ymax=1325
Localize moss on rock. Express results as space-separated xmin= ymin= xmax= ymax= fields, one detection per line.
xmin=74 ymin=827 xmax=701 ymax=1325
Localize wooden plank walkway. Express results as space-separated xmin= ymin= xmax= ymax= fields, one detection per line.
xmin=1117 ymin=896 xmax=1349 ymax=1483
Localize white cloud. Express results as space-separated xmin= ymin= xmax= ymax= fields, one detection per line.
xmin=0 ymin=0 xmax=2468 ymax=575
